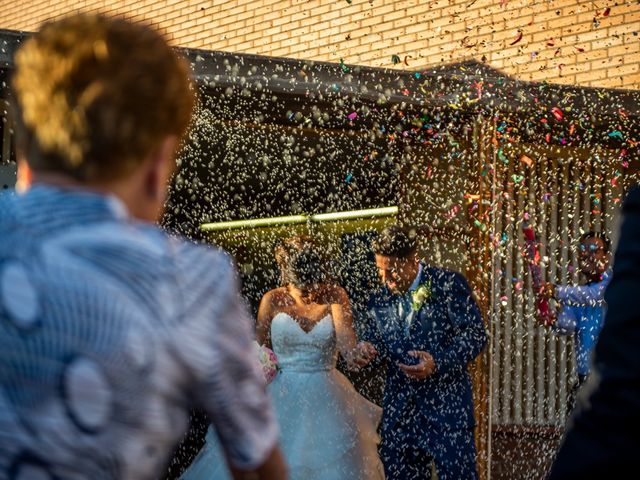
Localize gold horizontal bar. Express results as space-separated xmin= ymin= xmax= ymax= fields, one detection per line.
xmin=200 ymin=215 xmax=308 ymax=231
xmin=200 ymin=206 xmax=398 ymax=232
xmin=311 ymin=206 xmax=398 ymax=222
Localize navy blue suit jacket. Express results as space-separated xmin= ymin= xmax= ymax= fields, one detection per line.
xmin=365 ymin=266 xmax=487 ymax=438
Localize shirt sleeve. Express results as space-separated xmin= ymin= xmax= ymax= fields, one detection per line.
xmin=554 ymin=304 xmax=578 ymax=335
xmin=555 ymin=276 xmax=609 ymax=306
xmin=177 ymin=250 xmax=279 ymax=470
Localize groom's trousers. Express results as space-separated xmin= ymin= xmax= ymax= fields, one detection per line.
xmin=380 ymin=428 xmax=477 ymax=480
xmin=379 ymin=398 xmax=478 ymax=480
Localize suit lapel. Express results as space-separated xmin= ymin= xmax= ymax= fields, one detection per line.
xmin=375 ymin=264 xmax=434 ymax=341
xmin=373 ymin=290 xmax=404 ymax=339
xmin=408 ymin=265 xmax=435 ymax=336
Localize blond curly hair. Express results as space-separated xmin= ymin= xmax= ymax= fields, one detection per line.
xmin=12 ymin=14 xmax=194 ymax=181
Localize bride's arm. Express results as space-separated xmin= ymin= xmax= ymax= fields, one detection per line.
xmin=331 ymin=287 xmax=376 ymax=369
xmin=256 ymin=291 xmax=274 ymax=349
xmin=331 ymin=287 xmax=357 ymax=356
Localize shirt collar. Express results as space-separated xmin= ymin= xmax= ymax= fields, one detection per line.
xmin=33 ymin=183 xmax=129 ymax=216
xmin=408 ymin=263 xmax=423 ymax=292
xmin=7 ymin=184 xmax=131 ymax=231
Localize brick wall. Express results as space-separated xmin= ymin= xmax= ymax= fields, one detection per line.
xmin=0 ymin=0 xmax=638 ymax=89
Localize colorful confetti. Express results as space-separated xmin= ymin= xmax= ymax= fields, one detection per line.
xmin=551 ymin=107 xmax=563 ymax=122
xmin=519 ymin=154 xmax=534 ymax=167
xmin=509 ymin=30 xmax=523 ymax=46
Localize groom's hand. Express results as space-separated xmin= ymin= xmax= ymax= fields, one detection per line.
xmin=399 ymin=350 xmax=436 ymax=380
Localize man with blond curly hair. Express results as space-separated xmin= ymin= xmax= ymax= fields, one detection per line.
xmin=0 ymin=14 xmax=286 ymax=480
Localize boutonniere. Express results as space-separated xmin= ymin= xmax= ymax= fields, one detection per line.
xmin=411 ymin=280 xmax=433 ymax=312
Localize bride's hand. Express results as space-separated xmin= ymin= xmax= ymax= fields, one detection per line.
xmin=347 ymin=341 xmax=378 ymax=370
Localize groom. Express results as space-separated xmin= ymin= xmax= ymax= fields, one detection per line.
xmin=365 ymin=225 xmax=487 ymax=479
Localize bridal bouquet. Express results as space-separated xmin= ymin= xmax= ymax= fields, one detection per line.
xmin=252 ymin=341 xmax=281 ymax=384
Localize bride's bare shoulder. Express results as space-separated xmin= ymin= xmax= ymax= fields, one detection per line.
xmin=320 ymin=284 xmax=349 ymax=304
xmin=263 ymin=287 xmax=291 ymax=308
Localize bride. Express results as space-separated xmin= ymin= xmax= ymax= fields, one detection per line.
xmin=180 ymin=235 xmax=384 ymax=480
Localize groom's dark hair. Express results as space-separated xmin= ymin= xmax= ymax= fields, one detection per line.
xmin=372 ymin=225 xmax=418 ymax=258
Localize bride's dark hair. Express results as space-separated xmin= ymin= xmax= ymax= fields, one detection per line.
xmin=274 ymin=235 xmax=329 ymax=288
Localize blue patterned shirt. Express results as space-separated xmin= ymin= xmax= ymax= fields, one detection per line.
xmin=555 ymin=271 xmax=611 ymax=377
xmin=0 ymin=185 xmax=278 ymax=479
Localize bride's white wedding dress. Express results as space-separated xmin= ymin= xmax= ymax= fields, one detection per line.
xmin=180 ymin=312 xmax=385 ymax=480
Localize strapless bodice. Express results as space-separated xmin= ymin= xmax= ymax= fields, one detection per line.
xmin=181 ymin=312 xmax=385 ymax=480
xmin=270 ymin=313 xmax=337 ymax=373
